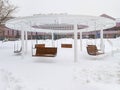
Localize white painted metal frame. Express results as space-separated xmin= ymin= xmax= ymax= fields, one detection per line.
xmin=5 ymin=14 xmax=116 ymax=62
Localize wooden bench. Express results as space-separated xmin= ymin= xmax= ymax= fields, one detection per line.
xmin=33 ymin=47 xmax=57 ymax=57
xmin=86 ymin=45 xmax=104 ymax=56
xmin=61 ymin=44 xmax=72 ymax=48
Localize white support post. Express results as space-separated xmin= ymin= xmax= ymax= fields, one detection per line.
xmin=80 ymin=32 xmax=82 ymax=51
xmin=25 ymin=31 xmax=28 ymax=54
xmin=74 ymin=24 xmax=78 ymax=63
xmin=100 ymin=29 xmax=104 ymax=53
xmin=21 ymin=29 xmax=24 ymax=58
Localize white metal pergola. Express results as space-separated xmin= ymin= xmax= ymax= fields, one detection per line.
xmin=5 ymin=14 xmax=116 ymax=62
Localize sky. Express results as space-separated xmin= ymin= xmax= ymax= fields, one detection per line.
xmin=9 ymin=0 xmax=120 ymax=18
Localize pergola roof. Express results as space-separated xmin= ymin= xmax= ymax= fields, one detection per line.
xmin=5 ymin=14 xmax=116 ymax=33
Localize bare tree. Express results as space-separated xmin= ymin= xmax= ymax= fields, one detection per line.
xmin=0 ymin=0 xmax=17 ymax=25
xmin=0 ymin=0 xmax=17 ymax=36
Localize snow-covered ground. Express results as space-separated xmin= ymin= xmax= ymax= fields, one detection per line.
xmin=0 ymin=38 xmax=120 ymax=90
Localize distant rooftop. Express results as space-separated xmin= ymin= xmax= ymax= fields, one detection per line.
xmin=100 ymin=14 xmax=116 ymax=20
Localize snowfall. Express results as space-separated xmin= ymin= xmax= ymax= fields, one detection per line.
xmin=0 ymin=38 xmax=120 ymax=90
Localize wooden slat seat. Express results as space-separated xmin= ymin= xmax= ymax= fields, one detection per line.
xmin=86 ymin=45 xmax=104 ymax=56
xmin=61 ymin=44 xmax=72 ymax=48
xmin=33 ymin=47 xmax=57 ymax=57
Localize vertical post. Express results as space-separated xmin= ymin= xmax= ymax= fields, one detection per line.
xmin=74 ymin=24 xmax=78 ymax=63
xmin=94 ymin=21 xmax=97 ymax=45
xmin=80 ymin=31 xmax=82 ymax=51
xmin=100 ymin=29 xmax=104 ymax=53
xmin=52 ymin=32 xmax=54 ymax=47
xmin=21 ymin=29 xmax=24 ymax=58
xmin=36 ymin=32 xmax=38 ymax=44
xmin=25 ymin=31 xmax=28 ymax=54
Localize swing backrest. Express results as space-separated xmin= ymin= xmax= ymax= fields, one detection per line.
xmin=87 ymin=45 xmax=98 ymax=51
xmin=61 ymin=44 xmax=72 ymax=48
xmin=35 ymin=44 xmax=45 ymax=48
xmin=86 ymin=45 xmax=98 ymax=55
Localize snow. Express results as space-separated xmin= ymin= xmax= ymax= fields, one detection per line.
xmin=0 ymin=38 xmax=120 ymax=90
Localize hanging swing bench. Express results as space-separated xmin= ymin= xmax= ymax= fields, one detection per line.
xmin=32 ymin=44 xmax=57 ymax=57
xmin=86 ymin=45 xmax=104 ymax=56
xmin=14 ymin=47 xmax=22 ymax=53
xmin=14 ymin=40 xmax=22 ymax=54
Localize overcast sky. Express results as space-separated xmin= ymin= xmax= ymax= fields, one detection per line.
xmin=9 ymin=0 xmax=120 ymax=18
